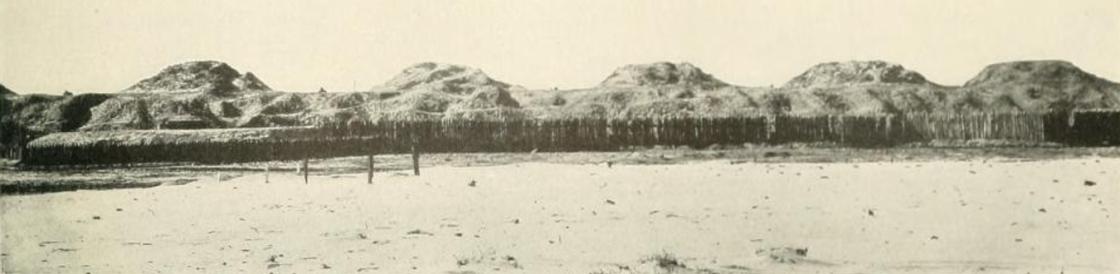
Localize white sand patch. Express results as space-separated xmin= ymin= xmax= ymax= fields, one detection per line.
xmin=3 ymin=158 xmax=1118 ymax=273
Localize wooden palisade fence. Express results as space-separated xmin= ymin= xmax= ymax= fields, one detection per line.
xmin=17 ymin=111 xmax=1120 ymax=167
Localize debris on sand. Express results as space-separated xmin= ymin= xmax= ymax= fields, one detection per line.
xmin=51 ymin=248 xmax=77 ymax=253
xmin=596 ymin=251 xmax=735 ymax=273
xmin=265 ymin=254 xmax=285 ymax=269
xmin=756 ymin=247 xmax=810 ymax=264
xmin=606 ymin=199 xmax=616 ymax=205
xmin=453 ymin=250 xmax=521 ymax=270
xmin=641 ymin=252 xmax=688 ymax=271
xmin=1085 ymin=180 xmax=1097 ymax=187
xmin=503 ymin=255 xmax=521 ymax=269
xmin=468 ymin=180 xmax=477 ymax=187
xmin=406 ymin=229 xmax=434 ymax=236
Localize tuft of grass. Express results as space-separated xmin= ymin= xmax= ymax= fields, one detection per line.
xmin=641 ymin=251 xmax=687 ymax=271
xmin=453 ymin=249 xmax=521 ymax=270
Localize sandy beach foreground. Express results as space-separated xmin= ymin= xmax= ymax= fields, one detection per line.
xmin=2 ymin=158 xmax=1117 ymax=273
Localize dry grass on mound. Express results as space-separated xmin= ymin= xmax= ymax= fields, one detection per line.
xmin=28 ymin=126 xmax=318 ymax=148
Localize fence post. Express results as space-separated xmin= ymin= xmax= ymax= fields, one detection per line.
xmin=367 ymin=154 xmax=375 ymax=184
xmin=302 ymin=157 xmax=309 ymax=184
xmin=411 ymin=138 xmax=420 ymax=176
xmin=264 ymin=144 xmax=273 ymax=184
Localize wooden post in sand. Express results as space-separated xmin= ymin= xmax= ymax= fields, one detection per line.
xmin=367 ymin=154 xmax=374 ymax=184
xmin=302 ymin=158 xmax=309 ymax=184
xmin=411 ymin=140 xmax=420 ymax=176
xmin=265 ymin=145 xmax=272 ymax=184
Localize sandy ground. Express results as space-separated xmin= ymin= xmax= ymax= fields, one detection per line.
xmin=2 ymin=157 xmax=1118 ymax=273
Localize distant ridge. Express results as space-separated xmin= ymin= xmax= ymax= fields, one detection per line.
xmin=3 ymin=59 xmax=1120 ymax=138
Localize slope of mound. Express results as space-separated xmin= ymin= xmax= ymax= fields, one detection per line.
xmin=776 ymin=84 xmax=963 ymax=115
xmin=771 ymin=61 xmax=950 ymax=115
xmin=365 ymin=62 xmax=521 ymax=118
xmin=962 ymin=60 xmax=1120 ymax=112
xmin=88 ymin=60 xmax=703 ymax=130
xmin=0 ymin=84 xmax=15 ymax=122
xmin=1 ymin=88 xmax=121 ymax=138
xmin=234 ymin=72 xmax=270 ymax=91
xmin=600 ymin=62 xmax=728 ymax=89
xmin=784 ymin=61 xmax=931 ymax=88
xmin=516 ymin=62 xmax=736 ymax=118
xmin=0 ymin=83 xmax=14 ymax=96
xmin=520 ymin=86 xmax=768 ymax=119
xmin=964 ymin=60 xmax=1110 ymax=87
xmin=4 ymin=93 xmax=115 ymax=133
xmin=82 ymin=93 xmax=224 ymax=131
xmin=122 ymin=61 xmax=271 ymax=95
xmin=376 ymin=62 xmax=512 ymax=95
xmin=83 ymin=61 xmax=278 ymax=131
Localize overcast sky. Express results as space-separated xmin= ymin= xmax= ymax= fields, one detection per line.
xmin=2 ymin=0 xmax=1118 ymax=94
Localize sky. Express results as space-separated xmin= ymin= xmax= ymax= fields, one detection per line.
xmin=2 ymin=0 xmax=1118 ymax=94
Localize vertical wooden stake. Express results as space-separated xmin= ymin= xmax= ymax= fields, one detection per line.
xmin=266 ymin=145 xmax=273 ymax=184
xmin=367 ymin=154 xmax=374 ymax=184
xmin=303 ymin=158 xmax=309 ymax=184
xmin=411 ymin=143 xmax=420 ymax=176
